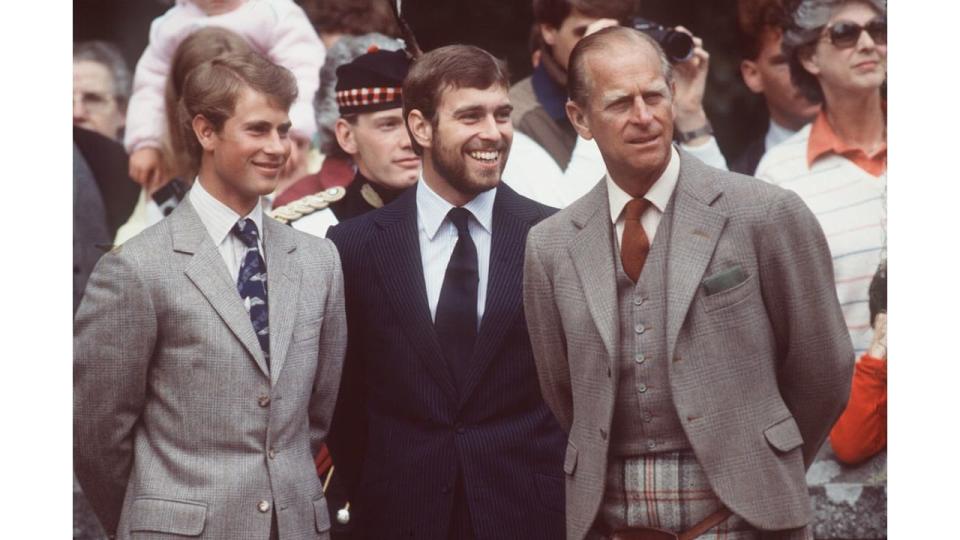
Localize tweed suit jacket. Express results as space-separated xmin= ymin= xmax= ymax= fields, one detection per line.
xmin=326 ymin=182 xmax=567 ymax=539
xmin=74 ymin=198 xmax=347 ymax=539
xmin=523 ymin=149 xmax=854 ymax=540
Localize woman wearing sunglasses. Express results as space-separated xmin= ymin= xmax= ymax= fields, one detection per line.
xmin=756 ymin=0 xmax=886 ymax=362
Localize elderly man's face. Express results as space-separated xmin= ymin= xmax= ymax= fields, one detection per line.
xmin=73 ymin=60 xmax=125 ymax=140
xmin=801 ymin=1 xmax=886 ymax=97
xmin=567 ymin=39 xmax=675 ymax=190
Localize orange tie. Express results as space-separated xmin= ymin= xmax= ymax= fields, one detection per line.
xmin=621 ymin=198 xmax=652 ymax=282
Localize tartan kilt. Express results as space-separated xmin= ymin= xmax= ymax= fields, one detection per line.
xmin=587 ymin=452 xmax=813 ymax=540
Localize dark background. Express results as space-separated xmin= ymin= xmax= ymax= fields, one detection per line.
xmin=74 ymin=0 xmax=765 ymax=190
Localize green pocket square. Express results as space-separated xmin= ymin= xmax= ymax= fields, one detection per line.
xmin=702 ymin=266 xmax=748 ymax=296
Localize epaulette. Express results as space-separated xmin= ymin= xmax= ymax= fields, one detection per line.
xmin=269 ymin=186 xmax=346 ymax=224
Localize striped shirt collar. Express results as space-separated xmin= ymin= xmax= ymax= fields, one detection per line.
xmin=189 ymin=177 xmax=264 ymax=246
xmin=416 ymin=176 xmax=496 ymax=240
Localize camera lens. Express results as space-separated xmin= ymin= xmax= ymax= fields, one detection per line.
xmin=662 ymin=31 xmax=694 ymax=63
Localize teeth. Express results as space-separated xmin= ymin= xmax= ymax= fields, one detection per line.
xmin=469 ymin=151 xmax=499 ymax=162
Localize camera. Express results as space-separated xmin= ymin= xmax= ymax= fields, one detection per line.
xmin=631 ymin=17 xmax=694 ymax=63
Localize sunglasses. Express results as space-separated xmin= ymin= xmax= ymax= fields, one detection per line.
xmin=823 ymin=17 xmax=887 ymax=49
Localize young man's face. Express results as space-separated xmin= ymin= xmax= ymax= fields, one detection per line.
xmin=336 ymin=108 xmax=420 ymax=190
xmin=73 ymin=60 xmax=125 ymax=140
xmin=541 ymin=8 xmax=606 ymax=70
xmin=425 ymin=84 xmax=514 ymax=199
xmin=740 ymin=27 xmax=820 ymax=130
xmin=200 ymin=86 xmax=291 ymax=210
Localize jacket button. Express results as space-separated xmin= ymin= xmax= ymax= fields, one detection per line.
xmin=258 ymin=395 xmax=270 ymax=407
xmin=634 ymin=323 xmax=646 ymax=334
xmin=635 ymin=353 xmax=646 ymax=364
xmin=268 ymin=448 xmax=277 ymax=459
xmin=257 ymin=500 xmax=271 ymax=513
xmin=637 ymin=383 xmax=647 ymax=393
xmin=634 ymin=296 xmax=645 ymax=306
xmin=600 ymin=428 xmax=607 ymax=440
xmin=646 ymin=440 xmax=657 ymax=451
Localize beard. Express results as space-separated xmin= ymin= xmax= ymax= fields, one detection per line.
xmin=429 ymin=120 xmax=510 ymax=198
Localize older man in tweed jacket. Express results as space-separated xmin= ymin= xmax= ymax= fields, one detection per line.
xmin=523 ymin=27 xmax=853 ymax=540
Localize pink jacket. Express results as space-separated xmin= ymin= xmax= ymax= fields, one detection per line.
xmin=124 ymin=0 xmax=325 ymax=153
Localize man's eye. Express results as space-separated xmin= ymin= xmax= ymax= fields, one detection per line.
xmin=83 ymin=93 xmax=107 ymax=105
xmin=644 ymin=94 xmax=663 ymax=105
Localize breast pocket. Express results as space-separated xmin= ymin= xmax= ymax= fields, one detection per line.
xmin=699 ymin=272 xmax=755 ymax=313
xmin=292 ymin=317 xmax=324 ymax=344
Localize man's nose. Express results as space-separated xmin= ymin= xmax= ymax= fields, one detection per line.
xmin=73 ymin=94 xmax=87 ymax=121
xmin=264 ymin=131 xmax=288 ymax=155
xmin=476 ymin=115 xmax=502 ymax=141
xmin=630 ymin=98 xmax=654 ymax=126
xmin=856 ymin=27 xmax=879 ymax=50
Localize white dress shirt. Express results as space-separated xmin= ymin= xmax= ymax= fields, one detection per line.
xmin=607 ymin=145 xmax=680 ymax=252
xmin=189 ymin=179 xmax=265 ymax=303
xmin=416 ymin=178 xmax=495 ymax=325
xmin=764 ymin=119 xmax=800 ymax=154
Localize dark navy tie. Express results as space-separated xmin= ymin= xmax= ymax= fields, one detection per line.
xmin=434 ymin=207 xmax=479 ymax=393
xmin=233 ymin=218 xmax=270 ymax=367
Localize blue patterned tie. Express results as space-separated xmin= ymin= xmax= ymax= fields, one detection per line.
xmin=233 ymin=218 xmax=270 ymax=367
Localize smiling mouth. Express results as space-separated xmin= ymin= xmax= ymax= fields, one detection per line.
xmin=394 ymin=157 xmax=421 ymax=169
xmin=467 ymin=150 xmax=501 ymax=163
xmin=253 ymin=162 xmax=283 ymax=174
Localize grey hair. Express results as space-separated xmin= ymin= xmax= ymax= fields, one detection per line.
xmin=73 ymin=40 xmax=133 ymax=109
xmin=783 ymin=0 xmax=886 ymax=103
xmin=313 ymin=33 xmax=405 ymax=156
xmin=567 ymin=26 xmax=674 ymax=106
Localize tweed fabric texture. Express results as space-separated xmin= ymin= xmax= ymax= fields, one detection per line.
xmin=75 ymin=199 xmax=346 ymax=539
xmin=524 ymin=148 xmax=854 ymax=540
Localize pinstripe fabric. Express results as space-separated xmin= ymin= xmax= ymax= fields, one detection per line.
xmin=524 ymin=149 xmax=854 ymax=540
xmin=327 ymin=182 xmax=566 ymax=540
xmin=755 ymin=124 xmax=885 ymax=356
xmin=75 ymin=199 xmax=347 ymax=539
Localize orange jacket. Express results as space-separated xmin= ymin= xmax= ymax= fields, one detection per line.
xmin=830 ymin=354 xmax=887 ymax=465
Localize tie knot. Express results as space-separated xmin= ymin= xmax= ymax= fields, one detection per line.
xmin=447 ymin=207 xmax=472 ymax=236
xmin=232 ymin=218 xmax=260 ymax=248
xmin=624 ymin=197 xmax=651 ymax=221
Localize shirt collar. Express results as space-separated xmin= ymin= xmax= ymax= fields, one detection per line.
xmin=530 ymin=62 xmax=569 ymax=122
xmin=765 ymin=119 xmax=799 ymax=151
xmin=607 ymin=145 xmax=680 ymax=224
xmin=807 ymin=108 xmax=886 ymax=176
xmin=416 ymin=175 xmax=497 ymax=240
xmin=189 ymin=177 xmax=264 ymax=246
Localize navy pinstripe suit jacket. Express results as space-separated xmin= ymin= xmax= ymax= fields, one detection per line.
xmin=327 ymin=182 xmax=566 ymax=539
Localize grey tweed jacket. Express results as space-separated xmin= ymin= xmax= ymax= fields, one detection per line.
xmin=523 ymin=149 xmax=854 ymax=540
xmin=74 ymin=199 xmax=347 ymax=539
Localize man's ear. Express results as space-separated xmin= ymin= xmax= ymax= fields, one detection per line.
xmin=407 ymin=109 xmax=433 ymax=150
xmin=540 ymin=23 xmax=558 ymax=47
xmin=740 ymin=59 xmax=764 ymax=94
xmin=334 ymin=118 xmax=358 ymax=155
xmin=799 ymin=49 xmax=821 ymax=78
xmin=565 ymin=99 xmax=593 ymax=140
xmin=192 ymin=114 xmax=218 ymax=152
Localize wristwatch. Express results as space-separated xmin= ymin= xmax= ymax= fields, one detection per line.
xmin=677 ymin=121 xmax=713 ymax=143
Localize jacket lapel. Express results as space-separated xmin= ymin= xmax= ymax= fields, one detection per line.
xmin=665 ymin=151 xmax=727 ymax=363
xmin=263 ymin=215 xmax=300 ymax=386
xmin=457 ymin=185 xmax=533 ymax=406
xmin=568 ymin=181 xmax=619 ymax=361
xmin=174 ymin=200 xmax=271 ymax=379
xmin=370 ymin=190 xmax=458 ymax=404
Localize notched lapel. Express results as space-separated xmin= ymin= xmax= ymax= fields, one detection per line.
xmin=370 ymin=200 xmax=459 ymax=404
xmin=665 ymin=170 xmax=727 ymax=364
xmin=174 ymin=202 xmax=270 ymax=379
xmin=263 ymin=218 xmax=300 ymax=386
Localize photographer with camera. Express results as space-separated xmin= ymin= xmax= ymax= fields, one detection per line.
xmin=504 ymin=0 xmax=728 ymax=208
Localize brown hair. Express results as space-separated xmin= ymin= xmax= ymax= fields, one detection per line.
xmin=567 ymin=26 xmax=673 ymax=106
xmin=300 ymin=0 xmax=400 ymax=38
xmin=165 ymin=27 xmax=253 ymax=179
xmin=532 ymin=0 xmax=638 ymax=28
xmin=402 ymin=44 xmax=510 ymax=156
xmin=737 ymin=0 xmax=790 ymax=60
xmin=180 ymin=51 xmax=298 ymax=169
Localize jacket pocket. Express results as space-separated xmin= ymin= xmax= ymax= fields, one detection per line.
xmin=293 ymin=317 xmax=324 ymax=343
xmin=699 ymin=273 xmax=755 ymax=313
xmin=763 ymin=415 xmax=804 ymax=453
xmin=129 ymin=497 xmax=207 ymax=536
xmin=563 ymin=440 xmax=578 ymax=475
xmin=313 ymin=496 xmax=331 ymax=533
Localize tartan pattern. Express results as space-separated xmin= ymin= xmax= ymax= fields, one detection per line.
xmin=593 ymin=452 xmax=757 ymax=539
xmin=335 ymin=86 xmax=401 ymax=108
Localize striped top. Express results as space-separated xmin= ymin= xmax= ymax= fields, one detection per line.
xmin=756 ymin=124 xmax=886 ymax=356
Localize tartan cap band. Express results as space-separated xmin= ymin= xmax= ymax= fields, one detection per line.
xmin=336 ymin=86 xmax=403 ymax=115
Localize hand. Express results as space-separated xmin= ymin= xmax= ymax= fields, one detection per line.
xmin=866 ymin=312 xmax=887 ymax=360
xmin=671 ymin=26 xmax=712 ymax=144
xmin=128 ymin=147 xmax=168 ymax=195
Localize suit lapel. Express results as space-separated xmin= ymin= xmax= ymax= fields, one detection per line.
xmin=174 ymin=200 xmax=271 ymax=379
xmin=568 ymin=181 xmax=619 ymax=360
xmin=263 ymin=215 xmax=300 ymax=386
xmin=370 ymin=190 xmax=458 ymax=404
xmin=458 ymin=186 xmax=531 ymax=406
xmin=665 ymin=152 xmax=727 ymax=363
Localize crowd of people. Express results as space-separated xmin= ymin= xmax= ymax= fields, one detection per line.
xmin=73 ymin=0 xmax=887 ymax=538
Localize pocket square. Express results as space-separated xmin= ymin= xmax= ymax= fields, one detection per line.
xmin=702 ymin=265 xmax=748 ymax=296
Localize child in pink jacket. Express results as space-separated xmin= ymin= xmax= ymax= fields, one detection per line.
xmin=125 ymin=0 xmax=325 ymax=191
